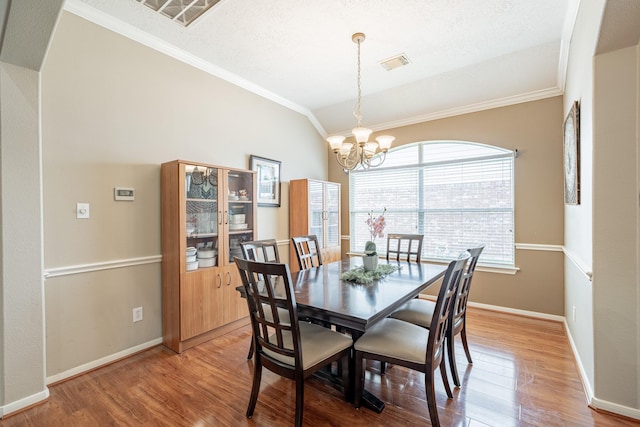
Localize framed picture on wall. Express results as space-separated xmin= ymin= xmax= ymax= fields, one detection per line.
xmin=563 ymin=101 xmax=580 ymax=205
xmin=250 ymin=155 xmax=281 ymax=207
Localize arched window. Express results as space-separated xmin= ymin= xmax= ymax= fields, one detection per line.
xmin=350 ymin=141 xmax=514 ymax=266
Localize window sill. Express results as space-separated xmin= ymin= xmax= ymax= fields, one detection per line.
xmin=345 ymin=252 xmax=518 ymax=275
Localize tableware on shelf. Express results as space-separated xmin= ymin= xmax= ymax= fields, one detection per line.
xmin=186 ymin=254 xmax=197 ymax=263
xmin=197 ymin=248 xmax=216 ymax=259
xmin=186 ymin=260 xmax=199 ymax=271
xmin=198 ymin=257 xmax=216 ymax=268
xmin=230 ymin=214 xmax=246 ymax=224
xmin=229 ymin=223 xmax=248 ymax=230
xmin=186 ymin=247 xmax=197 ymax=256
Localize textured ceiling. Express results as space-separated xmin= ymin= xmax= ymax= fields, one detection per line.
xmin=65 ymin=0 xmax=575 ymax=136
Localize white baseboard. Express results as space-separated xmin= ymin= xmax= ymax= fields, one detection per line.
xmin=563 ymin=318 xmax=594 ymax=402
xmin=45 ymin=337 xmax=163 ymax=385
xmin=1 ymin=388 xmax=49 ymax=419
xmin=419 ymin=295 xmax=566 ymax=322
xmin=590 ymin=397 xmax=640 ymax=420
xmin=563 ymin=320 xmax=640 ymax=420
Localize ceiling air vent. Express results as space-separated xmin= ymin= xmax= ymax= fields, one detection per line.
xmin=379 ymin=53 xmax=410 ymax=71
xmin=136 ymin=0 xmax=222 ymax=27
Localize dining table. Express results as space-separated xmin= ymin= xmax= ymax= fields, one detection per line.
xmin=237 ymin=257 xmax=448 ymax=412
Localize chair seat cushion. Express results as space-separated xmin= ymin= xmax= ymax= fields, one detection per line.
xmin=388 ymin=298 xmax=435 ymax=328
xmin=354 ymin=318 xmax=428 ymax=365
xmin=264 ymin=322 xmax=352 ymax=370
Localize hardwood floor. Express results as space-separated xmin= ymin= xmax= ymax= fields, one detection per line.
xmin=3 ymin=308 xmax=639 ymax=426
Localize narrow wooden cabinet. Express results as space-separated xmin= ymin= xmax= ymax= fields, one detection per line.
xmin=289 ymin=179 xmax=341 ymax=271
xmin=161 ymin=160 xmax=256 ymax=353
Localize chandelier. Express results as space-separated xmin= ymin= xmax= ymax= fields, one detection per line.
xmin=327 ymin=33 xmax=394 ymax=172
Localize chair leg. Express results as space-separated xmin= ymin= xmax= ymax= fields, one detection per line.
xmin=380 ymin=361 xmax=386 ymax=375
xmin=447 ymin=334 xmax=461 ymax=387
xmin=246 ymin=358 xmax=262 ymax=418
xmin=439 ymin=358 xmax=453 ymax=398
xmin=295 ymin=376 xmax=304 ymax=427
xmin=354 ymin=352 xmax=364 ymax=408
xmin=425 ymin=368 xmax=441 ymax=427
xmin=341 ymin=354 xmax=351 ymax=402
xmin=246 ymin=338 xmax=254 ymax=359
xmin=461 ymin=323 xmax=473 ymax=364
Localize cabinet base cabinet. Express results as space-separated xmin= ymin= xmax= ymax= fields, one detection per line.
xmin=161 ymin=160 xmax=256 ymax=353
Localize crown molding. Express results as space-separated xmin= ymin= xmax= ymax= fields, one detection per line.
xmin=342 ymin=86 xmax=564 ymax=135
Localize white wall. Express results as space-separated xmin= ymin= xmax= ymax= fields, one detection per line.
xmin=562 ymin=0 xmax=604 ymax=398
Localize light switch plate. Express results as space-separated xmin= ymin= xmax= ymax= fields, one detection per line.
xmin=76 ymin=203 xmax=90 ymax=219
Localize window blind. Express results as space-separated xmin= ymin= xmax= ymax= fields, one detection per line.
xmin=350 ymin=142 xmax=514 ymax=266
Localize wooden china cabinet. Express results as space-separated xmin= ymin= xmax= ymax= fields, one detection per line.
xmin=289 ymin=178 xmax=341 ymax=271
xmin=161 ymin=160 xmax=256 ymax=353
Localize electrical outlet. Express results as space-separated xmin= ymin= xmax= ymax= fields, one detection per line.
xmin=572 ymin=306 xmax=576 ymax=322
xmin=133 ymin=307 xmax=143 ymax=322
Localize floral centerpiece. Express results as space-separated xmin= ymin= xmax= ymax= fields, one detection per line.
xmin=363 ymin=208 xmax=386 ymax=270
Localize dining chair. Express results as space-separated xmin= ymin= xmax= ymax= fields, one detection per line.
xmin=240 ymin=239 xmax=282 ymax=359
xmin=234 ymin=257 xmax=352 ymax=427
xmin=353 ymin=251 xmax=470 ymax=427
xmin=291 ymin=235 xmax=323 ymax=270
xmin=240 ymin=239 xmax=280 ymax=263
xmin=389 ymin=244 xmax=485 ymax=386
xmin=386 ymin=233 xmax=424 ymax=263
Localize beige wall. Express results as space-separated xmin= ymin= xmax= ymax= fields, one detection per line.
xmin=0 ymin=61 xmax=47 ymax=410
xmin=41 ymin=12 xmax=326 ymax=377
xmin=330 ymin=97 xmax=566 ymax=315
xmin=593 ymin=45 xmax=639 ymax=409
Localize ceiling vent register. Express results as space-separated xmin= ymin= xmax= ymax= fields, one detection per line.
xmin=380 ymin=54 xmax=410 ymax=71
xmin=136 ymin=0 xmax=222 ymax=27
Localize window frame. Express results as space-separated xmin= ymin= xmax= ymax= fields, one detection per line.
xmin=349 ymin=140 xmax=516 ymax=268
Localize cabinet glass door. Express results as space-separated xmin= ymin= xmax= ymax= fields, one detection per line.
xmin=308 ymin=180 xmax=324 ymax=248
xmin=185 ymin=165 xmax=220 ymax=271
xmin=226 ymin=170 xmax=255 ymax=265
xmin=325 ymin=182 xmax=340 ymax=248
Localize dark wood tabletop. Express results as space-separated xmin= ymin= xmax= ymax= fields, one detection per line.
xmin=290 ymin=258 xmax=447 ymax=337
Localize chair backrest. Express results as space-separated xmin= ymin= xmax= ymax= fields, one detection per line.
xmin=234 ymin=257 xmax=301 ymax=369
xmin=240 ymin=239 xmax=280 ymax=263
xmin=386 ymin=233 xmax=424 ymax=263
xmin=450 ymin=244 xmax=485 ymax=333
xmin=426 ymin=251 xmax=470 ymax=367
xmin=291 ymin=235 xmax=323 ymax=270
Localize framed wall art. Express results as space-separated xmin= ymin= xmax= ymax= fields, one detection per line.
xmin=563 ymin=101 xmax=580 ymax=205
xmin=250 ymin=155 xmax=281 ymax=207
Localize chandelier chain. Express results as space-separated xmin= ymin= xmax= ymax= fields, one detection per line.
xmin=354 ymin=37 xmax=362 ymax=128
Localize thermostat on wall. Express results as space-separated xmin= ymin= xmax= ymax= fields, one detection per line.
xmin=114 ymin=187 xmax=135 ymax=201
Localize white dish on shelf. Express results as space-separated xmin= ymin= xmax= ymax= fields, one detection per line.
xmin=186 ymin=247 xmax=197 ymax=256
xmin=197 ymin=249 xmax=217 ymax=259
xmin=229 ymin=195 xmax=239 ymax=200
xmin=239 ymin=196 xmax=249 ymax=201
xmin=186 ymin=254 xmax=197 ymax=263
xmin=229 ymin=223 xmax=248 ymax=230
xmin=230 ymin=214 xmax=246 ymax=224
xmin=186 ymin=260 xmax=199 ymax=271
xmin=198 ymin=257 xmax=216 ymax=268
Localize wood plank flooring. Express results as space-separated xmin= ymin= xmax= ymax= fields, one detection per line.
xmin=3 ymin=308 xmax=639 ymax=426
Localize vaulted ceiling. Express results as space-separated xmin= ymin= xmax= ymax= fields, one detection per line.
xmin=11 ymin=0 xmax=585 ymax=137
